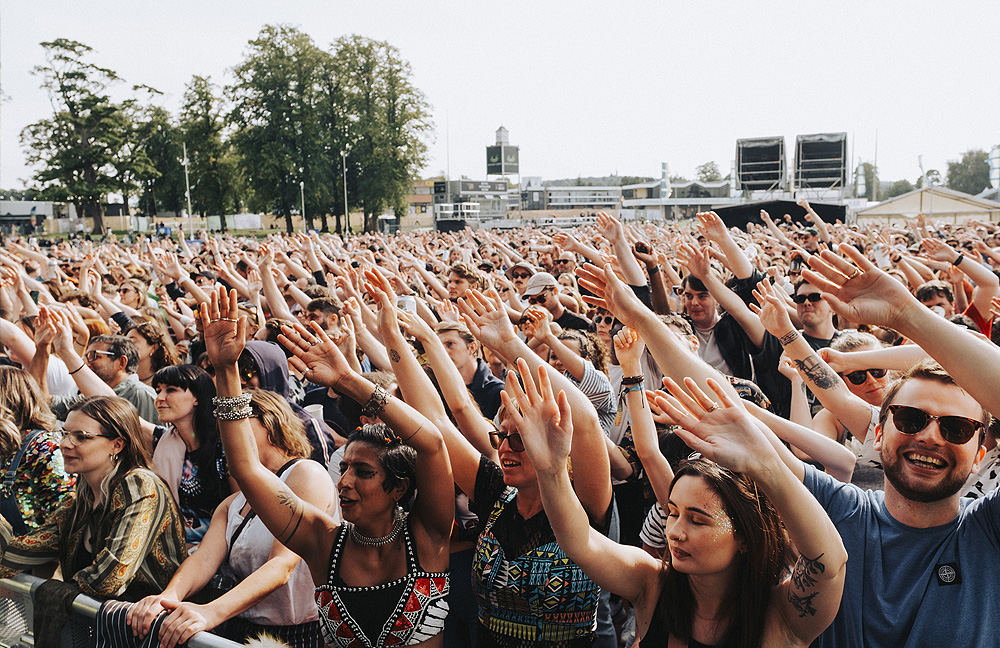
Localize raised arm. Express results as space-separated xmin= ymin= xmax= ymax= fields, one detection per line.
xmin=653 ymin=378 xmax=846 ymax=645
xmin=459 ymin=290 xmax=612 ymax=522
xmin=805 ymin=245 xmax=1000 ymax=416
xmin=596 ymin=212 xmax=646 ymax=286
xmin=697 ymin=211 xmax=755 ymax=279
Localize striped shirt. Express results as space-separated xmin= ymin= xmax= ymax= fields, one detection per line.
xmin=0 ymin=469 xmax=185 ymax=600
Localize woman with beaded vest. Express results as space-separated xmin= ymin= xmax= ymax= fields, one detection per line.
xmin=201 ymin=286 xmax=455 ymax=648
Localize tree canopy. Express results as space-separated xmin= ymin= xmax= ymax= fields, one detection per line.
xmin=947 ymin=150 xmax=990 ymax=196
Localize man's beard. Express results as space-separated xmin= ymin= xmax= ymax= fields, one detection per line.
xmin=881 ymin=447 xmax=966 ymax=503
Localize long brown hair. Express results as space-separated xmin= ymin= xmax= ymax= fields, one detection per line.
xmin=659 ymin=457 xmax=792 ymax=648
xmin=0 ymin=366 xmax=56 ymax=458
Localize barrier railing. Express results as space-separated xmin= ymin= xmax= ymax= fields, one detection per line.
xmin=0 ymin=574 xmax=240 ymax=648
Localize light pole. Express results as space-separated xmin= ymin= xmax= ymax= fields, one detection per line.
xmin=182 ymin=142 xmax=193 ymax=239
xmin=300 ymin=179 xmax=306 ymax=233
xmin=341 ymin=150 xmax=349 ymax=233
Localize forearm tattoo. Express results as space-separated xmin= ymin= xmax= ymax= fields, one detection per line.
xmin=778 ymin=331 xmax=800 ymax=347
xmin=792 ymin=356 xmax=839 ymax=390
xmin=389 ymin=349 xmax=401 ymax=363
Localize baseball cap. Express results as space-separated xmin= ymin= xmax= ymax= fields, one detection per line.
xmin=523 ymin=272 xmax=558 ymax=297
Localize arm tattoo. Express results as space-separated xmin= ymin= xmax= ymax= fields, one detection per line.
xmin=779 ymin=331 xmax=800 ymax=347
xmin=791 ymin=552 xmax=826 ymax=590
xmin=276 ymin=484 xmax=303 ymax=540
xmin=788 ymin=590 xmax=820 ymax=618
xmin=792 ymin=357 xmax=839 ymax=390
xmin=389 ymin=349 xmax=401 ymax=363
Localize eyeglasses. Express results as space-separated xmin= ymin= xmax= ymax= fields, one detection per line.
xmin=85 ymin=349 xmax=118 ymax=362
xmin=528 ymin=288 xmax=552 ymax=305
xmin=886 ymin=404 xmax=983 ymax=445
xmin=594 ymin=316 xmax=615 ymax=325
xmin=489 ymin=430 xmax=524 ymax=452
xmin=843 ymin=368 xmax=887 ymax=385
xmin=60 ymin=430 xmax=117 ymax=446
xmin=792 ymin=293 xmax=823 ymax=304
xmin=512 ymin=272 xmax=531 ymax=280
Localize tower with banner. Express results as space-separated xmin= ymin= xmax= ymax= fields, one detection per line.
xmin=487 ymin=126 xmax=520 ymax=214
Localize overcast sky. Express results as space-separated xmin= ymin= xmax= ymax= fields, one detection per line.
xmin=2 ymin=1 xmax=999 ymax=192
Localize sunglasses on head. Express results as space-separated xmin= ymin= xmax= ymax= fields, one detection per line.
xmin=489 ymin=430 xmax=524 ymax=452
xmin=792 ymin=292 xmax=823 ymax=304
xmin=843 ymin=368 xmax=887 ymax=385
xmin=887 ymin=404 xmax=983 ymax=445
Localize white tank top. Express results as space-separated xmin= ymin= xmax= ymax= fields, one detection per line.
xmin=226 ymin=460 xmax=322 ymax=625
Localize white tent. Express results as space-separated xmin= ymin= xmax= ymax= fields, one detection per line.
xmin=857 ymin=186 xmax=1000 ymax=225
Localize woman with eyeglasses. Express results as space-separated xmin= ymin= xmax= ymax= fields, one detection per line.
xmin=0 ymin=396 xmax=186 ymax=600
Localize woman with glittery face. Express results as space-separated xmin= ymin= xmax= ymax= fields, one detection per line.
xmin=508 ymin=362 xmax=847 ymax=648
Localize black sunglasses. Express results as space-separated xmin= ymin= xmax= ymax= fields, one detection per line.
xmin=792 ymin=293 xmax=823 ymax=304
xmin=489 ymin=430 xmax=524 ymax=452
xmin=528 ymin=288 xmax=552 ymax=305
xmin=512 ymin=272 xmax=531 ymax=279
xmin=594 ymin=315 xmax=615 ymax=325
xmin=887 ymin=404 xmax=983 ymax=445
xmin=843 ymin=368 xmax=887 ymax=385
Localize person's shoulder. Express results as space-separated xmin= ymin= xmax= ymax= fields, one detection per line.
xmin=114 ymin=468 xmax=171 ymax=500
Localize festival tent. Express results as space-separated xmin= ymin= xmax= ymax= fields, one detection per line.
xmin=857 ymin=186 xmax=1000 ymax=225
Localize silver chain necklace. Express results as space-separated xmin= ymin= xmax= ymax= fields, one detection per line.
xmin=349 ymin=507 xmax=405 ymax=547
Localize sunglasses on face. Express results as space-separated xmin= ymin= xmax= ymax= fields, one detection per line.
xmin=792 ymin=293 xmax=823 ymax=304
xmin=528 ymin=288 xmax=552 ymax=305
xmin=512 ymin=272 xmax=531 ymax=280
xmin=554 ymin=259 xmax=572 ymax=265
xmin=887 ymin=404 xmax=983 ymax=445
xmin=843 ymin=368 xmax=887 ymax=385
xmin=489 ymin=430 xmax=525 ymax=452
xmin=594 ymin=316 xmax=615 ymax=325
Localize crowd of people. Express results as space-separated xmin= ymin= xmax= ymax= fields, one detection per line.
xmin=1 ymin=201 xmax=999 ymax=648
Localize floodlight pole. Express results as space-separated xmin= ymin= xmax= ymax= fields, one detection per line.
xmin=341 ymin=150 xmax=350 ymax=233
xmin=182 ymin=142 xmax=193 ymax=238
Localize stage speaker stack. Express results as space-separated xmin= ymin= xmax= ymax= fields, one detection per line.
xmin=794 ymin=133 xmax=847 ymax=189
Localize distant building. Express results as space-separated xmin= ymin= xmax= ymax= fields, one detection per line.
xmin=621 ymin=178 xmax=738 ymax=220
xmin=432 ymin=179 xmax=509 ymax=231
xmin=544 ymin=186 xmax=621 ymax=211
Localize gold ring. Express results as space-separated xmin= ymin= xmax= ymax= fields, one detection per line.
xmin=848 ymin=268 xmax=861 ymax=280
xmin=707 ymin=402 xmax=720 ymax=412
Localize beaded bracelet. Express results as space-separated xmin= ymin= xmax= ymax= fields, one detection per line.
xmin=361 ymin=385 xmax=389 ymax=418
xmin=213 ymin=394 xmax=252 ymax=409
xmin=214 ymin=405 xmax=254 ymax=421
xmin=621 ymin=375 xmax=644 ymax=386
xmin=213 ymin=393 xmax=253 ymax=421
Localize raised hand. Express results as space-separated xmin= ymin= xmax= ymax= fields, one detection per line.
xmin=33 ymin=306 xmax=57 ymax=349
xmin=751 ymin=279 xmax=796 ymax=338
xmin=596 ymin=211 xmax=626 ymax=243
xmin=398 ymin=309 xmax=436 ymax=342
xmin=803 ymin=243 xmax=917 ymax=330
xmin=457 ymin=289 xmax=518 ymax=353
xmin=613 ymin=326 xmax=645 ymax=368
xmin=552 ymin=231 xmax=580 ymax=252
xmin=364 ymin=269 xmax=402 ymax=341
xmin=246 ymin=268 xmax=263 ymax=296
xmin=920 ymin=237 xmax=960 ymax=264
xmin=576 ymin=263 xmax=650 ymax=328
xmin=278 ymin=321 xmax=355 ymax=389
xmin=695 ymin=211 xmax=729 ymax=243
xmin=675 ymin=242 xmax=712 ymax=279
xmin=522 ymin=306 xmax=553 ymax=343
xmin=501 ymin=358 xmax=573 ymax=477
xmin=199 ymin=287 xmax=247 ymax=368
xmin=649 ymin=377 xmax=773 ymax=474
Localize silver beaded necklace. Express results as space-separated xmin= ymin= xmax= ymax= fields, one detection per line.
xmin=349 ymin=507 xmax=405 ymax=547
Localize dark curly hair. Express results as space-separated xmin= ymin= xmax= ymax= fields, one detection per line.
xmin=346 ymin=424 xmax=418 ymax=509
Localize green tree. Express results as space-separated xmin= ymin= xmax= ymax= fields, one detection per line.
xmin=229 ymin=25 xmax=329 ymax=233
xmin=181 ymin=75 xmax=239 ymax=228
xmin=947 ymin=149 xmax=990 ymax=196
xmin=696 ymin=161 xmax=722 ymax=182
xmin=109 ymin=87 xmax=165 ymax=219
xmin=138 ymin=107 xmax=185 ymax=218
xmin=331 ymin=35 xmax=431 ymax=232
xmin=20 ymin=39 xmax=124 ymax=234
xmin=881 ymin=179 xmax=915 ymax=199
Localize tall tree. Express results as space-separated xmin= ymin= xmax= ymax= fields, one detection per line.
xmin=20 ymin=39 xmax=123 ymax=234
xmin=180 ymin=75 xmax=238 ymax=228
xmin=138 ymin=107 xmax=185 ymax=218
xmin=229 ymin=25 xmax=328 ymax=233
xmin=696 ymin=161 xmax=722 ymax=182
xmin=109 ymin=86 xmax=164 ymax=219
xmin=947 ymin=149 xmax=990 ymax=196
xmin=331 ymin=35 xmax=431 ymax=232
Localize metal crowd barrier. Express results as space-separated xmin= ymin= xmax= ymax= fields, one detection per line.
xmin=0 ymin=574 xmax=240 ymax=648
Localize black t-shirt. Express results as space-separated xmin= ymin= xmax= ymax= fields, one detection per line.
xmin=555 ymin=309 xmax=591 ymax=331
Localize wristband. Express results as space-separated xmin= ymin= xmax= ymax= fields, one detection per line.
xmin=361 ymin=384 xmax=390 ymax=418
xmin=647 ymin=266 xmax=660 ymax=274
xmin=621 ymin=375 xmax=644 ymax=386
xmin=953 ymin=253 xmax=965 ymax=267
xmin=68 ymin=363 xmax=85 ymax=375
xmin=622 ymin=384 xmax=644 ymax=395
